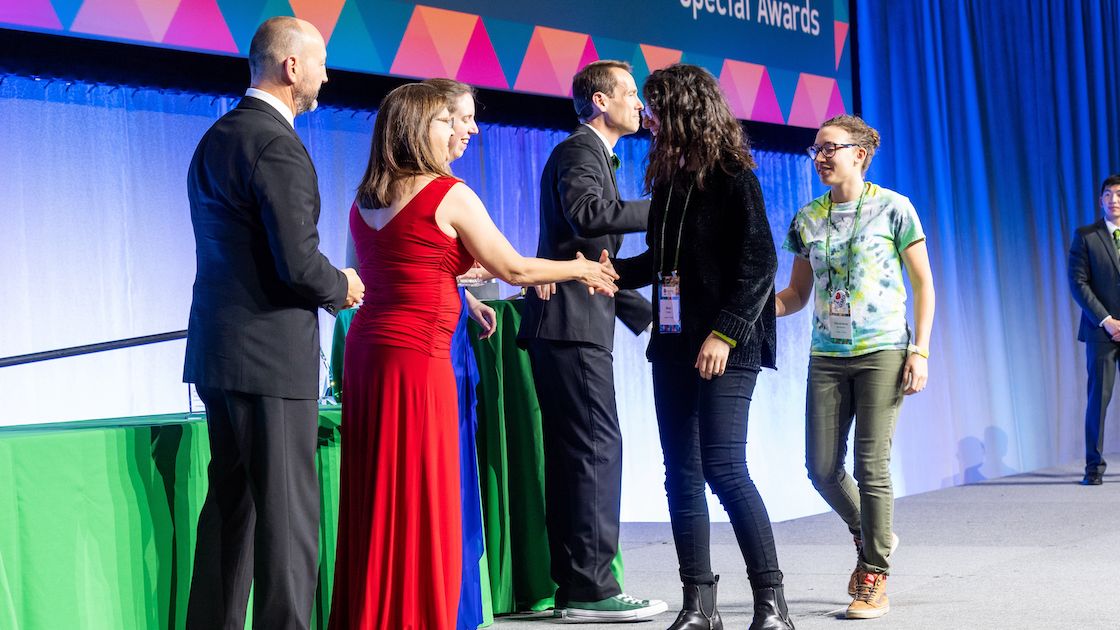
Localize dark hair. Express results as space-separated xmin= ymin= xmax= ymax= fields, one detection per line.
xmin=572 ymin=60 xmax=632 ymax=122
xmin=355 ymin=83 xmax=457 ymax=209
xmin=1102 ymin=174 xmax=1120 ymax=196
xmin=642 ymin=64 xmax=756 ymax=193
xmin=820 ymin=114 xmax=881 ymax=174
xmin=421 ymin=78 xmax=477 ymax=115
xmin=248 ymin=16 xmax=309 ymax=81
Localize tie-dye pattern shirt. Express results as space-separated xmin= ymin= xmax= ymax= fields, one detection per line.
xmin=783 ymin=183 xmax=925 ymax=357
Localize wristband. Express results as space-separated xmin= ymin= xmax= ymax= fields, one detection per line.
xmin=712 ymin=331 xmax=737 ymax=348
xmin=907 ymin=344 xmax=929 ymax=358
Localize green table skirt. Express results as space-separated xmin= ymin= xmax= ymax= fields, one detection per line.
xmin=0 ymin=411 xmax=355 ymax=630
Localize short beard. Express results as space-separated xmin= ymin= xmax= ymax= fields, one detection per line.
xmin=293 ymin=84 xmax=319 ymax=116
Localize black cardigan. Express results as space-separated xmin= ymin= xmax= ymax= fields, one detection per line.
xmin=614 ymin=166 xmax=777 ymax=370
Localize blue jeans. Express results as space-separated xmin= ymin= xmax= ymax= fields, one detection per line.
xmin=653 ymin=362 xmax=782 ymax=589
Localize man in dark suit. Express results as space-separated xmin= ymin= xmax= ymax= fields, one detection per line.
xmin=183 ymin=17 xmax=363 ymax=630
xmin=517 ymin=60 xmax=665 ymax=622
xmin=1069 ymin=174 xmax=1120 ymax=486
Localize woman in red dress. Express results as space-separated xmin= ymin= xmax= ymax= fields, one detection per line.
xmin=328 ymin=83 xmax=619 ymax=630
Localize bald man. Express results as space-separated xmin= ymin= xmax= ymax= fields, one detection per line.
xmin=183 ymin=17 xmax=363 ymax=630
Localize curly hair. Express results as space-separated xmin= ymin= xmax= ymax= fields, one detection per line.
xmin=355 ymin=83 xmax=456 ymax=209
xmin=642 ymin=64 xmax=755 ymax=194
xmin=820 ymin=114 xmax=881 ymax=174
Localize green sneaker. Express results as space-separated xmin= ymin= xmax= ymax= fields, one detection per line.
xmin=563 ymin=593 xmax=668 ymax=622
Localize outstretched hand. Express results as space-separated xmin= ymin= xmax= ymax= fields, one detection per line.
xmin=574 ymin=251 xmax=619 ymax=297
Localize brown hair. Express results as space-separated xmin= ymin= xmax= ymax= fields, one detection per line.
xmin=421 ymin=78 xmax=477 ymax=115
xmin=572 ymin=60 xmax=632 ymax=122
xmin=820 ymin=114 xmax=881 ymax=174
xmin=355 ymin=83 xmax=457 ymax=209
xmin=642 ymin=64 xmax=755 ymax=193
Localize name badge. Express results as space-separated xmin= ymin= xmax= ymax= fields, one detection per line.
xmin=658 ymin=273 xmax=681 ymax=333
xmin=828 ymin=289 xmax=853 ymax=344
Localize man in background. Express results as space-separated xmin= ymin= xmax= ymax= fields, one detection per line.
xmin=1069 ymin=174 xmax=1120 ymax=486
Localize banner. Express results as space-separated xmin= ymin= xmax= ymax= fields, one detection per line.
xmin=1 ymin=0 xmax=853 ymax=127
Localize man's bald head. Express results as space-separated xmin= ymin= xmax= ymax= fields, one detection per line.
xmin=248 ymin=17 xmax=320 ymax=83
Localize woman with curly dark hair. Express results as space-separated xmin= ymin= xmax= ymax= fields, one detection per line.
xmin=614 ymin=64 xmax=793 ymax=630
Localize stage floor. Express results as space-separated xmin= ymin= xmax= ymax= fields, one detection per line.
xmin=493 ymin=456 xmax=1120 ymax=629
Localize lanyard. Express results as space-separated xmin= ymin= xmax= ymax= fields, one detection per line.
xmin=824 ymin=182 xmax=869 ymax=292
xmin=658 ymin=183 xmax=694 ymax=274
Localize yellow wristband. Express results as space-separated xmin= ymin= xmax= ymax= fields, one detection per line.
xmin=712 ymin=331 xmax=737 ymax=348
xmin=907 ymin=344 xmax=929 ymax=358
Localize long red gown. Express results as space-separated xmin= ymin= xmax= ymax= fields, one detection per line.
xmin=329 ymin=177 xmax=471 ymax=630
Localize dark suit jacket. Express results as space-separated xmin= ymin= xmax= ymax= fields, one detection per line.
xmin=183 ymin=97 xmax=348 ymax=399
xmin=517 ymin=126 xmax=649 ymax=350
xmin=1070 ymin=218 xmax=1120 ymax=343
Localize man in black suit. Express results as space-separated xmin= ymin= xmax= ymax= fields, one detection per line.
xmin=517 ymin=60 xmax=665 ymax=621
xmin=183 ymin=17 xmax=363 ymax=630
xmin=1069 ymin=174 xmax=1120 ymax=486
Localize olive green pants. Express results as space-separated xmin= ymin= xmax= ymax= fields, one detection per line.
xmin=804 ymin=349 xmax=906 ymax=575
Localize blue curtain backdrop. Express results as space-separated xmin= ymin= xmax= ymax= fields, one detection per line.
xmin=857 ymin=0 xmax=1120 ymax=486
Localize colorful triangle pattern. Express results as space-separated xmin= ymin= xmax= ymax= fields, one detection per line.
xmin=719 ymin=59 xmax=784 ymax=125
xmin=834 ymin=21 xmax=849 ymax=71
xmin=787 ymin=73 xmax=846 ymax=129
xmin=0 ymin=0 xmax=64 ymax=29
xmin=288 ymin=0 xmax=345 ymax=44
xmin=69 ymin=0 xmax=154 ymax=42
xmin=639 ymin=44 xmax=681 ymax=73
xmin=391 ymin=6 xmax=479 ymax=79
xmin=515 ymin=26 xmax=595 ymax=97
xmin=4 ymin=0 xmax=851 ymax=125
xmin=325 ymin=0 xmax=383 ymax=74
xmin=457 ymin=18 xmax=508 ymax=89
xmin=162 ymin=0 xmax=238 ymax=53
xmin=136 ymin=0 xmax=182 ymax=42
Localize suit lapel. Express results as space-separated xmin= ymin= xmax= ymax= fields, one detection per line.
xmin=573 ymin=126 xmax=619 ymax=199
xmin=1092 ymin=219 xmax=1120 ymax=276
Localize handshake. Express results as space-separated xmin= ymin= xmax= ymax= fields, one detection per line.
xmin=538 ymin=250 xmax=618 ymax=300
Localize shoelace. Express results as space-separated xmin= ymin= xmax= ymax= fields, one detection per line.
xmin=853 ymin=575 xmax=881 ymax=602
xmin=616 ymin=594 xmax=645 ymax=606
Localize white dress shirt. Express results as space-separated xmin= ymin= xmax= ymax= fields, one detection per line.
xmin=245 ymin=88 xmax=295 ymax=128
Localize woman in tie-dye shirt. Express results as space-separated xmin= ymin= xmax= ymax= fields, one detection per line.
xmin=775 ymin=115 xmax=935 ymax=621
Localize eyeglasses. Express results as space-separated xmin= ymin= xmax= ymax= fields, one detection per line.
xmin=431 ymin=117 xmax=454 ymax=129
xmin=807 ymin=142 xmax=860 ymax=159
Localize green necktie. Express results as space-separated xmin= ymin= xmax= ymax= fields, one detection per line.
xmin=1113 ymin=228 xmax=1119 ymax=253
xmin=610 ymin=153 xmax=621 ymax=171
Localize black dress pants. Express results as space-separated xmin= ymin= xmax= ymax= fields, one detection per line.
xmin=527 ymin=339 xmax=623 ymax=605
xmin=186 ymin=386 xmax=321 ymax=630
xmin=1085 ymin=341 xmax=1119 ymax=476
xmin=652 ymin=361 xmax=782 ymax=590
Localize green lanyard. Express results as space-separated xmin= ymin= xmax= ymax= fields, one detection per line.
xmin=824 ymin=182 xmax=869 ymax=293
xmin=658 ymin=183 xmax=694 ymax=275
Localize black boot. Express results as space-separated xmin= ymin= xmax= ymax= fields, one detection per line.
xmin=666 ymin=576 xmax=722 ymax=630
xmin=748 ymin=584 xmax=794 ymax=630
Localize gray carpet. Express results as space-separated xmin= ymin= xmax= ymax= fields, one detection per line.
xmin=491 ymin=456 xmax=1120 ymax=629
